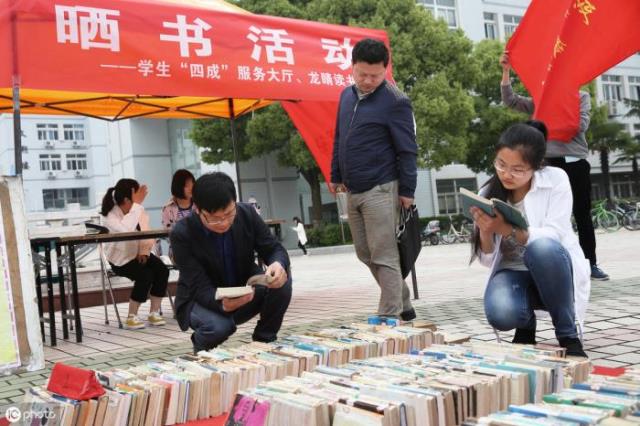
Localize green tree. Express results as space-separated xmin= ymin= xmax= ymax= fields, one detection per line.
xmin=587 ymin=104 xmax=633 ymax=202
xmin=465 ymin=40 xmax=528 ymax=173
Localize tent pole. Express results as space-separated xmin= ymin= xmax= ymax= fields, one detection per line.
xmin=228 ymin=99 xmax=243 ymax=201
xmin=11 ymin=9 xmax=22 ymax=176
xmin=12 ymin=77 xmax=22 ymax=176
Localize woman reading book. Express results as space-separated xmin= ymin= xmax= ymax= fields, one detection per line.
xmin=470 ymin=121 xmax=590 ymax=357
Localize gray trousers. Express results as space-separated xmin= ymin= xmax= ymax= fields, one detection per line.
xmin=347 ymin=180 xmax=413 ymax=317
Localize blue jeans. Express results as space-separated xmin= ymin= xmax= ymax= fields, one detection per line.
xmin=484 ymin=238 xmax=578 ymax=339
xmin=190 ymin=278 xmax=292 ymax=351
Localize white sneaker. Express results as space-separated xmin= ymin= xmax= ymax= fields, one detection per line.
xmin=148 ymin=311 xmax=166 ymax=326
xmin=125 ymin=315 xmax=145 ymax=330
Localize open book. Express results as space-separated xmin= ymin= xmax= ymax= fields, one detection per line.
xmin=214 ymin=273 xmax=274 ymax=300
xmin=459 ymin=187 xmax=528 ymax=230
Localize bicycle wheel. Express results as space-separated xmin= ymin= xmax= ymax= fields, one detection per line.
xmin=623 ymin=211 xmax=640 ymax=231
xmin=596 ymin=211 xmax=619 ymax=232
xmin=442 ymin=231 xmax=456 ymax=244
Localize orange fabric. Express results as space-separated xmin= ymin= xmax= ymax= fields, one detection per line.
xmin=0 ymin=88 xmax=271 ymax=119
xmin=1 ymin=0 xmax=387 ymax=101
xmin=507 ymin=0 xmax=640 ymax=141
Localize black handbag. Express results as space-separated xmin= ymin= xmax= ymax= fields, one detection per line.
xmin=397 ymin=205 xmax=422 ymax=279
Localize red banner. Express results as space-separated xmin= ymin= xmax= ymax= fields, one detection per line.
xmin=1 ymin=0 xmax=389 ymax=101
xmin=507 ymin=0 xmax=640 ymax=141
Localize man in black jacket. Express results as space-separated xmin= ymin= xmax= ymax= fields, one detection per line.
xmin=330 ymin=38 xmax=418 ymax=321
xmin=171 ymin=172 xmax=292 ymax=352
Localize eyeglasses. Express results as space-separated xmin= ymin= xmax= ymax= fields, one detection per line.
xmin=200 ymin=205 xmax=237 ymax=225
xmin=493 ymin=160 xmax=531 ymax=179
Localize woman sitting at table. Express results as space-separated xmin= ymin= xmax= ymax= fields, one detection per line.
xmin=160 ymin=169 xmax=196 ymax=260
xmin=100 ymin=178 xmax=169 ymax=330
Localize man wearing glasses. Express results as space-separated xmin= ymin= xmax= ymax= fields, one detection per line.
xmin=170 ymin=172 xmax=291 ymax=353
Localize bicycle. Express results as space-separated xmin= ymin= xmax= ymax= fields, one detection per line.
xmin=591 ymin=199 xmax=619 ymax=232
xmin=441 ymin=217 xmax=472 ymax=244
xmin=622 ymin=202 xmax=640 ymax=231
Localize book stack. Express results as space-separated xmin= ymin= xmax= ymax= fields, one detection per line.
xmin=20 ymin=323 xmax=434 ymax=426
xmin=223 ymin=342 xmax=591 ymax=426
xmin=466 ymin=367 xmax=640 ymax=425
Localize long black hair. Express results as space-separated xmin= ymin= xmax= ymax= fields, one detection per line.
xmin=100 ymin=178 xmax=140 ymax=216
xmin=171 ymin=169 xmax=195 ymax=199
xmin=471 ymin=121 xmax=547 ymax=256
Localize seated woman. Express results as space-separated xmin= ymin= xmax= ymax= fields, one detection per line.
xmin=470 ymin=121 xmax=590 ymax=357
xmin=160 ymin=169 xmax=196 ymax=259
xmin=101 ymin=178 xmax=169 ymax=330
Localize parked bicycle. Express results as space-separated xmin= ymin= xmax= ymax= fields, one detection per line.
xmin=622 ymin=201 xmax=640 ymax=231
xmin=441 ymin=217 xmax=472 ymax=244
xmin=591 ymin=199 xmax=619 ymax=232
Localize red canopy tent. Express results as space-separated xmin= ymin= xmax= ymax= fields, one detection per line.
xmin=0 ymin=0 xmax=392 ymax=194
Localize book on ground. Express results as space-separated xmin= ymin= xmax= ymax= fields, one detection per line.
xmin=459 ymin=187 xmax=528 ymax=230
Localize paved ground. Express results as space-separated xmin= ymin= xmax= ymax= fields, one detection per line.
xmin=1 ymin=229 xmax=638 ymax=404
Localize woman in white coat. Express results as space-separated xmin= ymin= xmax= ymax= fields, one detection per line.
xmin=292 ymin=217 xmax=308 ymax=256
xmin=471 ymin=121 xmax=590 ymax=358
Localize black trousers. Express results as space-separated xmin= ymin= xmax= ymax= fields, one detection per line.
xmin=110 ymin=253 xmax=169 ymax=303
xmin=297 ymin=241 xmax=307 ymax=255
xmin=545 ymin=158 xmax=597 ymax=265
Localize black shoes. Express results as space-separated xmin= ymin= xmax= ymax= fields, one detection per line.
xmin=400 ymin=308 xmax=417 ymax=322
xmin=559 ymin=336 xmax=588 ymax=358
xmin=512 ymin=328 xmax=537 ymax=345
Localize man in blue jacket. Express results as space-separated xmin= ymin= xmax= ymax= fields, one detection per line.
xmin=171 ymin=172 xmax=292 ymax=352
xmin=330 ymin=38 xmax=418 ymax=321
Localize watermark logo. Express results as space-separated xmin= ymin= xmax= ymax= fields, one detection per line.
xmin=5 ymin=406 xmax=21 ymax=423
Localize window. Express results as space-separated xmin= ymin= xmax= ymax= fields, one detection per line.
xmin=436 ymin=178 xmax=478 ymax=214
xmin=602 ymin=74 xmax=623 ymax=101
xmin=39 ymin=154 xmax=62 ymax=171
xmin=612 ymin=174 xmax=636 ymax=198
xmin=503 ymin=14 xmax=522 ymax=37
xmin=63 ymin=123 xmax=85 ymax=142
xmin=484 ymin=12 xmax=498 ymax=40
xmin=42 ymin=188 xmax=89 ymax=210
xmin=418 ymin=0 xmax=458 ymax=28
xmin=628 ymin=76 xmax=640 ymax=101
xmin=36 ymin=124 xmax=59 ymax=141
xmin=66 ymin=153 xmax=87 ymax=170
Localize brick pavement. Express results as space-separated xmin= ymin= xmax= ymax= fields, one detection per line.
xmin=1 ymin=229 xmax=638 ymax=404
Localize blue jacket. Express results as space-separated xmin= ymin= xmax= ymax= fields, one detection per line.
xmin=331 ymin=80 xmax=417 ymax=197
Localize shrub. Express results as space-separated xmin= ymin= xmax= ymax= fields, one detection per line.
xmin=307 ymin=223 xmax=352 ymax=247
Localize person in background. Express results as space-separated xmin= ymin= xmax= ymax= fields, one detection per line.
xmin=330 ymin=38 xmax=418 ymax=321
xmin=500 ymin=51 xmax=608 ymax=281
xmin=160 ymin=169 xmax=196 ymax=259
xmin=471 ymin=122 xmax=589 ymax=358
xmin=247 ymin=196 xmax=262 ymax=216
xmin=101 ymin=179 xmax=169 ymax=330
xmin=171 ymin=172 xmax=292 ymax=353
xmin=292 ymin=217 xmax=308 ymax=256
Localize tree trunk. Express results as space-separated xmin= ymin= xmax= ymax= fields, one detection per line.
xmin=632 ymin=157 xmax=640 ymax=198
xmin=299 ymin=168 xmax=323 ymax=227
xmin=600 ymin=148 xmax=611 ymax=202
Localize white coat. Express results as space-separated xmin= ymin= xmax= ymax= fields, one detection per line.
xmin=292 ymin=222 xmax=308 ymax=245
xmin=476 ymin=166 xmax=590 ymax=326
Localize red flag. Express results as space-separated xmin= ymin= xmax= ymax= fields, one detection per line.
xmin=507 ymin=0 xmax=640 ymax=141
